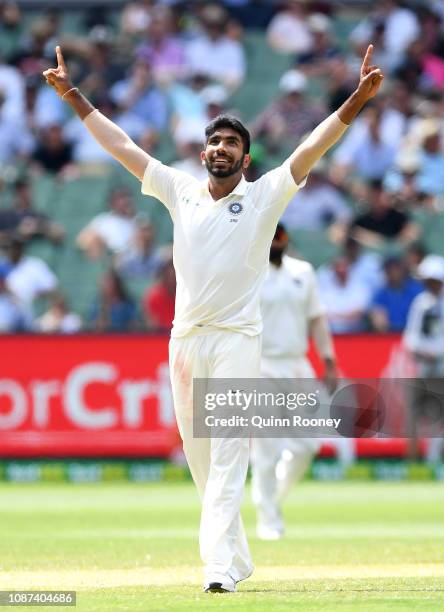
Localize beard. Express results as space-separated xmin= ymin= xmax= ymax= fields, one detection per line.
xmin=205 ymin=155 xmax=244 ymax=178
xmin=270 ymin=246 xmax=285 ymax=265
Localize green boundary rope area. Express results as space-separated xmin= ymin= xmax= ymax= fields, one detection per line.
xmin=0 ymin=460 xmax=443 ymax=483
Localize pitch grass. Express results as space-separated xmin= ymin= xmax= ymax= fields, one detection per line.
xmin=1 ymin=482 xmax=444 ymax=611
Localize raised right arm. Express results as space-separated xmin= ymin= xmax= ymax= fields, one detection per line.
xmin=43 ymin=46 xmax=151 ymax=181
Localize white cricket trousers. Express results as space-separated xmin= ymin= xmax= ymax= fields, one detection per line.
xmin=169 ymin=330 xmax=261 ymax=584
xmin=251 ymin=356 xmax=319 ymax=530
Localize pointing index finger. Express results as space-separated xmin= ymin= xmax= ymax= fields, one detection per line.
xmin=56 ymin=45 xmax=66 ymax=70
xmin=362 ymin=44 xmax=373 ymax=69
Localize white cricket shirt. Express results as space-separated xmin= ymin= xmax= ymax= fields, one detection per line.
xmin=403 ymin=290 xmax=444 ymax=359
xmin=261 ymin=255 xmax=325 ymax=359
xmin=142 ymin=160 xmax=303 ymax=337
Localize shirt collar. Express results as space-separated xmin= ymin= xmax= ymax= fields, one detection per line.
xmin=200 ymin=175 xmax=249 ymax=198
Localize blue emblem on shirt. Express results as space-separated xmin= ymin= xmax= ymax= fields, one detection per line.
xmin=228 ymin=202 xmax=243 ymax=215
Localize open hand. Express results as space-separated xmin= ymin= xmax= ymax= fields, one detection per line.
xmin=357 ymin=45 xmax=384 ymax=101
xmin=42 ymin=46 xmax=73 ymax=97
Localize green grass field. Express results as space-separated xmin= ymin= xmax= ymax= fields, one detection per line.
xmin=1 ymin=481 xmax=444 ymax=611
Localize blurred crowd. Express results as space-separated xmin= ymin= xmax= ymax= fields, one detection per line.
xmin=0 ymin=0 xmax=444 ymax=334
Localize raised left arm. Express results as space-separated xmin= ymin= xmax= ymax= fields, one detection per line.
xmin=289 ymin=44 xmax=384 ymax=185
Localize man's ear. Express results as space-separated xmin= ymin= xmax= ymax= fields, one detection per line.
xmin=200 ymin=150 xmax=206 ymax=166
xmin=243 ymin=154 xmax=251 ymax=170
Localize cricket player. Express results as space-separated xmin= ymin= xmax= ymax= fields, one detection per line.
xmin=251 ymin=223 xmax=338 ymax=540
xmin=43 ymin=44 xmax=383 ymax=593
xmin=403 ymin=255 xmax=444 ymax=463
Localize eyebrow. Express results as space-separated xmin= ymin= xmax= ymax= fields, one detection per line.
xmin=209 ymin=133 xmax=241 ymax=143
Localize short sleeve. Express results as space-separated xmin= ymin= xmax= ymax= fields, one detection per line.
xmin=141 ymin=159 xmax=197 ymax=217
xmin=254 ymin=160 xmax=306 ymax=217
xmin=88 ymin=213 xmax=105 ymax=232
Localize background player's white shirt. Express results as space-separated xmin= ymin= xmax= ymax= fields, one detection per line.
xmin=261 ymin=255 xmax=325 ymax=359
xmin=403 ymin=290 xmax=444 ymax=359
xmin=142 ymin=160 xmax=303 ymax=338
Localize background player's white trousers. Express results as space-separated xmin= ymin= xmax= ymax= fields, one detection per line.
xmin=251 ymin=356 xmax=319 ymax=530
xmin=169 ymin=330 xmax=261 ymax=584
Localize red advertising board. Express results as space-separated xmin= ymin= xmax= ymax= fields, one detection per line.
xmin=0 ymin=334 xmax=406 ymax=458
xmin=0 ymin=335 xmax=178 ymax=458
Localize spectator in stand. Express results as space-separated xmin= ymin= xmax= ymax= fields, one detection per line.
xmin=392 ymin=121 xmax=444 ymax=196
xmin=331 ymin=105 xmax=398 ymax=185
xmin=24 ymin=74 xmax=43 ymax=134
xmin=296 ymin=13 xmax=341 ymax=78
xmin=115 ymin=215 xmax=162 ymax=280
xmin=31 ymin=122 xmax=73 ymax=175
xmin=13 ymin=15 xmax=69 ymax=128
xmin=419 ymin=7 xmax=444 ymax=55
xmin=15 ymin=8 xmax=61 ymax=72
xmin=266 ymin=0 xmax=312 ymax=55
xmin=185 ymin=3 xmax=246 ymax=92
xmin=0 ymin=261 xmax=26 ymax=332
xmin=0 ymin=2 xmax=23 ymax=63
xmin=340 ymin=234 xmax=383 ymax=292
xmin=0 ymin=179 xmax=64 ymax=245
xmin=281 ymin=159 xmax=351 ymax=230
xmin=143 ymin=254 xmax=175 ymax=331
xmin=171 ymin=81 xmax=229 ymax=145
xmin=89 ymin=268 xmax=138 ymax=332
xmin=110 ymin=59 xmax=169 ymax=131
xmin=405 ymin=241 xmax=427 ymax=278
xmin=396 ymin=36 xmax=444 ymax=94
xmin=350 ymin=0 xmax=419 ymax=74
xmin=120 ymin=0 xmax=154 ymax=37
xmin=65 ymin=97 xmax=150 ymax=167
xmin=168 ymin=70 xmax=209 ymax=125
xmin=416 ymin=124 xmax=444 ymax=196
xmin=0 ymin=52 xmax=25 ymax=120
xmin=35 ymin=291 xmax=82 ymax=333
xmin=4 ymin=235 xmax=57 ymax=325
xmin=171 ymin=121 xmax=207 ymax=181
xmin=201 ymin=83 xmax=229 ymax=121
xmin=345 ymin=179 xmax=420 ymax=249
xmin=77 ymin=188 xmax=137 ymax=260
xmin=383 ymin=149 xmax=423 ymax=206
xmin=75 ymin=26 xmax=127 ymax=102
xmin=0 ymin=87 xmax=34 ymax=164
xmin=250 ymin=69 xmax=325 ymax=156
xmin=369 ymin=256 xmax=423 ymax=332
xmin=136 ymin=6 xmax=185 ymax=84
xmin=325 ymin=55 xmax=357 ymax=113
xmin=317 ymin=255 xmax=372 ymax=334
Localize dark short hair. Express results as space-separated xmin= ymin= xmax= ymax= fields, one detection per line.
xmin=205 ymin=114 xmax=251 ymax=154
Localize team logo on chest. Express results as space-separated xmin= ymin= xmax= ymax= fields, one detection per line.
xmin=228 ymin=201 xmax=243 ymax=216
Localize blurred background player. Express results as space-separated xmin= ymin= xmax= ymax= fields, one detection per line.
xmin=251 ymin=223 xmax=338 ymax=540
xmin=403 ymin=254 xmax=444 ymax=463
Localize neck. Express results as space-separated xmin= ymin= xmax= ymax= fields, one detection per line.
xmin=208 ymin=173 xmax=242 ymax=201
